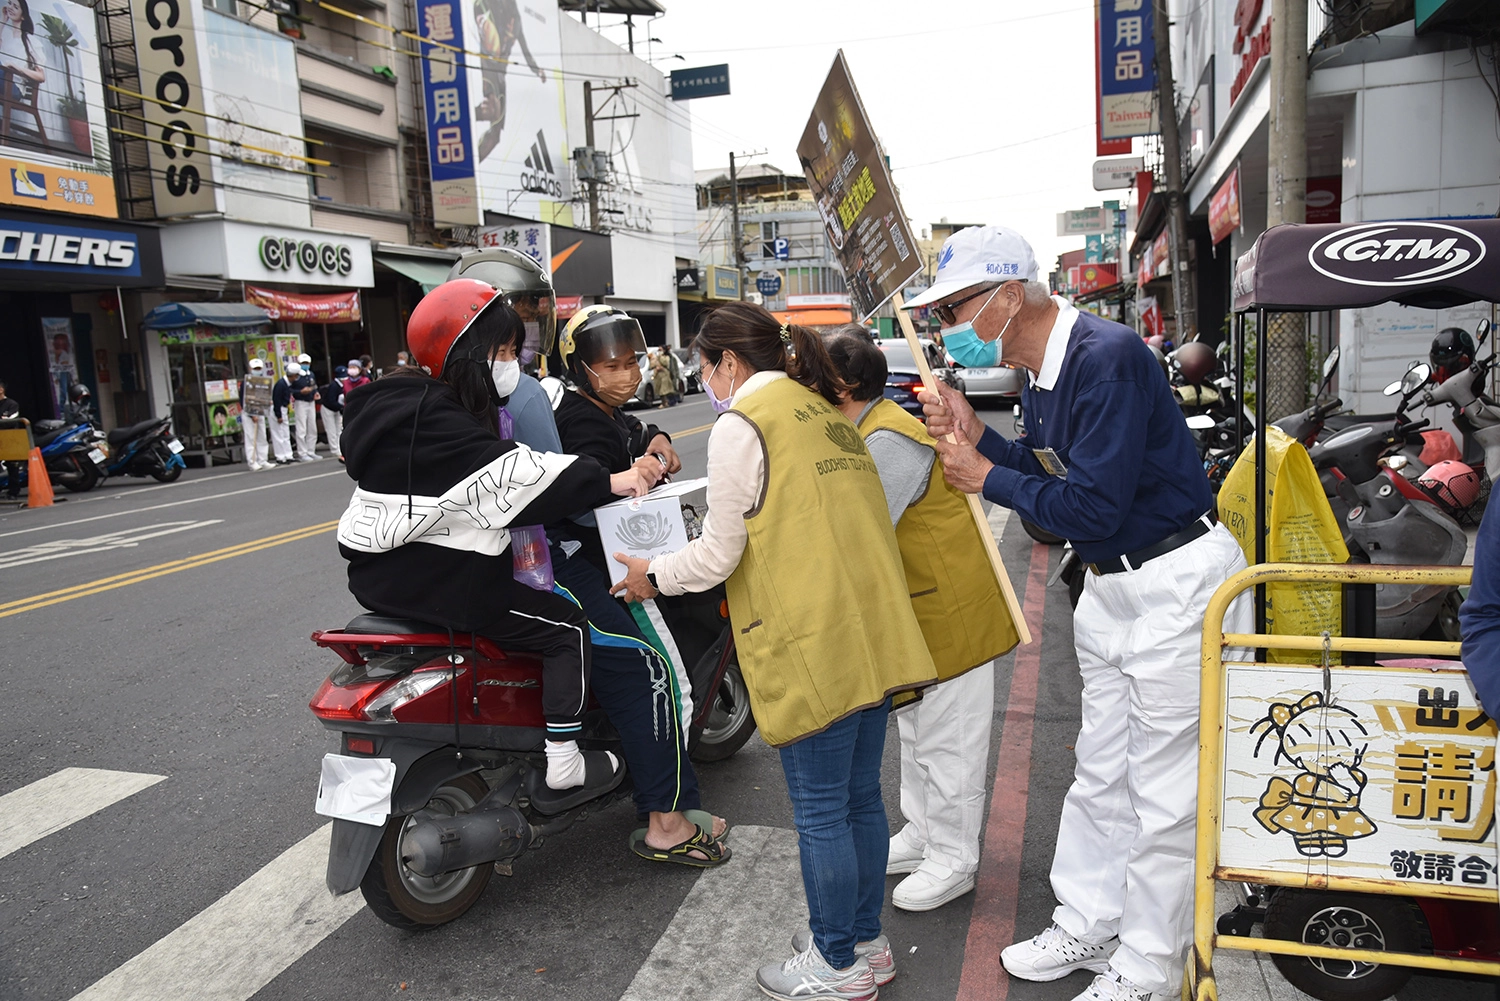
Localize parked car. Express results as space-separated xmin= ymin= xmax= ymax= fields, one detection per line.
xmin=943 ymin=350 xmax=1023 ymax=402
xmin=878 ymin=338 xmax=964 ymax=421
xmin=673 ymin=348 xmax=701 ymax=394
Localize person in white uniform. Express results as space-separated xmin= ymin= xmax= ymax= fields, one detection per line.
xmin=290 ymin=353 xmax=321 ymax=461
xmin=911 ymin=225 xmax=1251 ymax=1001
xmin=238 ymin=358 xmax=272 ymax=470
xmin=268 ymin=363 xmax=295 ymax=464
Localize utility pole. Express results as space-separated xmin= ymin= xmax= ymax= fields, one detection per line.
xmin=581 ymin=81 xmax=638 ymax=233
xmin=729 ymin=152 xmax=745 ymax=300
xmin=1266 ymin=0 xmax=1309 ymax=417
xmin=583 ymin=81 xmax=600 ymax=232
xmin=1153 ymin=0 xmax=1196 ymax=340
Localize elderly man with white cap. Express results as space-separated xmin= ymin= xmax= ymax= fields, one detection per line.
xmin=909 ymin=225 xmax=1250 ymax=1001
xmin=290 ymin=353 xmax=322 ymax=461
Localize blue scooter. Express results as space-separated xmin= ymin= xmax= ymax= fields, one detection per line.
xmin=0 ymin=419 xmax=109 ymax=493
xmin=99 ymin=415 xmax=186 ymax=483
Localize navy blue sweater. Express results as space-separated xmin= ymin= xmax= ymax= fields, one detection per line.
xmin=271 ymin=378 xmax=292 ymax=420
xmin=1460 ymin=502 xmax=1500 ymax=715
xmin=979 ymin=309 xmax=1212 ymax=563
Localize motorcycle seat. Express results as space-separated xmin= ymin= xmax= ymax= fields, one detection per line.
xmin=1324 ymin=412 xmax=1398 ymax=431
xmin=344 ymin=613 xmax=447 ymax=636
xmin=107 ymin=418 xmax=164 ymax=446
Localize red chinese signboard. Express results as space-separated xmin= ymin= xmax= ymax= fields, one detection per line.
xmin=1209 ymin=167 xmax=1242 ymax=245
xmin=245 ymin=286 xmax=362 ymax=322
xmin=1078 ymin=263 xmax=1118 ymax=294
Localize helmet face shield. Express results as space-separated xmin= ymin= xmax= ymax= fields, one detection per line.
xmin=560 ymin=306 xmax=647 ymax=374
xmin=502 ymin=290 xmax=557 ymax=358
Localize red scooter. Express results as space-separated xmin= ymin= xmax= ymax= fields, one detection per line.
xmin=308 ymin=588 xmax=754 ymax=929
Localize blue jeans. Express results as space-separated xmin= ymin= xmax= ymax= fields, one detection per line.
xmin=779 ymin=700 xmax=891 ymax=969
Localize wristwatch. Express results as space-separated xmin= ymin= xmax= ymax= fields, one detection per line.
xmin=646 ymin=571 xmax=660 ymax=592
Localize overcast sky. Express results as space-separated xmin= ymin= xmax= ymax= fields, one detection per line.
xmin=589 ymin=0 xmax=1120 ymax=274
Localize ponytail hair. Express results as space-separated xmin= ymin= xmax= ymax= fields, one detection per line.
xmin=696 ymin=301 xmax=847 ymax=406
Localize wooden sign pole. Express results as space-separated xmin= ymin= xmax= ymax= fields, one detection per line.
xmin=894 ymin=307 xmax=1031 ymax=645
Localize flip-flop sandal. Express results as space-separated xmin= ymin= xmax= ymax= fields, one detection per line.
xmin=684 ymin=809 xmax=730 ymax=841
xmin=629 ymin=825 xmax=732 ymax=868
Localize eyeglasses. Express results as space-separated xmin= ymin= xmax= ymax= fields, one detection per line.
xmin=933 ymin=284 xmax=1001 ymax=326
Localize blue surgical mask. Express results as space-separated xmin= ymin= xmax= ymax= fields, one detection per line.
xmin=942 ymin=288 xmax=1008 ymax=369
xmin=704 ymin=360 xmax=735 ymax=415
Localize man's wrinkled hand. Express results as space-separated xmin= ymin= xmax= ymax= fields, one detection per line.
xmin=932 ymin=424 xmax=993 ymax=495
xmin=610 ymin=552 xmax=658 ymax=602
xmin=918 ymin=382 xmax=981 ymax=443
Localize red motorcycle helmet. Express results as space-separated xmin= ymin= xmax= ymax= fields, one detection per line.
xmin=1175 ymin=340 xmax=1216 ymax=384
xmin=405 ymin=278 xmax=503 ymax=379
xmin=1418 ymin=459 xmax=1482 ymax=511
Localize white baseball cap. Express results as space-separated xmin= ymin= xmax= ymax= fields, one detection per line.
xmin=904 ymin=224 xmax=1039 ymax=309
xmin=297 ymin=352 xmax=313 ymax=365
xmin=248 ymin=358 xmax=265 ymax=370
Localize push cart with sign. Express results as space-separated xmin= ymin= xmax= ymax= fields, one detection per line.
xmin=1189 ymin=220 xmax=1500 ymax=1001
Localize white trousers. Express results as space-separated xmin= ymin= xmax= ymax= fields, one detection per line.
xmin=897 ymin=660 xmax=995 ymax=873
xmin=1050 ymin=523 xmax=1251 ymax=994
xmin=268 ymin=412 xmax=293 ymax=461
xmin=242 ymin=413 xmax=269 ymax=466
xmin=293 ymin=400 xmax=318 ymax=457
xmin=320 ymin=407 xmax=343 ymax=458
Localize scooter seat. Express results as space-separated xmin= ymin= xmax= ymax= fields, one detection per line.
xmin=107 ymin=417 xmax=164 ymax=446
xmin=1324 ymin=412 xmax=1398 ymax=431
xmin=343 ymin=613 xmax=447 ymax=636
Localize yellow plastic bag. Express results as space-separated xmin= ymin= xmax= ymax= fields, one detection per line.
xmin=1218 ymin=426 xmax=1347 ymax=662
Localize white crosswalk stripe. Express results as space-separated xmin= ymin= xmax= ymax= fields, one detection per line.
xmin=69 ymin=823 xmax=366 ymax=1001
xmin=0 ymin=767 xmax=166 ymax=860
xmin=619 ymin=825 xmax=806 ymax=1001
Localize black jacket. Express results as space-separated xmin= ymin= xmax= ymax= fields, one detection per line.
xmin=338 ymin=373 xmax=614 ymax=632
xmin=272 ymin=378 xmax=292 ymax=420
xmin=320 ymin=379 xmax=344 ymax=413
xmin=291 ymin=374 xmax=319 ymax=402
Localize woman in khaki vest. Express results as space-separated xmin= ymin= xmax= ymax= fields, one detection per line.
xmin=613 ymin=302 xmax=937 ymax=1001
xmin=824 ymin=328 xmax=1018 ymax=916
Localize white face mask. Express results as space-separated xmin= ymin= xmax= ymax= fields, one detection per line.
xmin=490 ymin=359 xmax=521 ymax=398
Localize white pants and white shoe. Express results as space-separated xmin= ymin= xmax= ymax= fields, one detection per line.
xmin=319 ymin=407 xmax=343 ymax=460
xmin=268 ymin=413 xmax=293 ymax=463
xmin=1003 ymin=523 xmax=1250 ymax=1001
xmin=888 ymin=660 xmax=994 ymax=911
xmin=241 ymin=413 xmax=269 ymax=469
xmin=292 ymin=399 xmax=319 ymax=460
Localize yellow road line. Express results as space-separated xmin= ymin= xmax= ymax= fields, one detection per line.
xmin=671 ymin=422 xmax=717 ymax=439
xmin=0 ymin=521 xmax=339 ymax=619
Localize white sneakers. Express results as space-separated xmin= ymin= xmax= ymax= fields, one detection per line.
xmin=1000 ymin=922 xmax=1115 ymax=982
xmin=892 ymin=858 xmax=976 ymax=912
xmin=886 ymin=828 xmax=926 ymax=875
xmin=1069 ymin=969 xmax=1172 ymax=1001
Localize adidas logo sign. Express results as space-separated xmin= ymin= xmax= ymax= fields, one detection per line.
xmin=521 ymin=129 xmax=563 ymax=198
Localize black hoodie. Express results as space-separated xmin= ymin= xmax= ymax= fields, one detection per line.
xmin=337 ymin=373 xmax=614 ymax=632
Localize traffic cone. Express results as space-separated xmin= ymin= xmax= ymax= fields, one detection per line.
xmin=26 ymin=447 xmax=52 ymax=507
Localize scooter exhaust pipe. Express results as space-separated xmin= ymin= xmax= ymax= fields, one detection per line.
xmin=399 ymin=804 xmax=532 ymax=877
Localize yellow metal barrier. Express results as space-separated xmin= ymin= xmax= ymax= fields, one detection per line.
xmin=1188 ymin=562 xmax=1498 ymax=1001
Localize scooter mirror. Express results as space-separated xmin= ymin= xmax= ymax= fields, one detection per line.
xmin=1185 ymin=414 xmax=1217 ymax=430
xmin=1401 ymin=363 xmax=1432 ymax=394
xmin=1478 ymin=318 xmax=1491 ymax=349
xmin=1383 ymin=380 xmax=1403 ymax=397
xmin=1322 ymin=346 xmax=1340 ymax=380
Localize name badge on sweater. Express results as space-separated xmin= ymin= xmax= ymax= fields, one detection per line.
xmin=1033 ymin=447 xmax=1068 ymax=479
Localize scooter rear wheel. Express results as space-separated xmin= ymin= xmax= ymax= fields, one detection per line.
xmin=361 ymin=771 xmax=493 ymax=930
xmin=690 ymin=662 xmax=756 ymax=763
xmin=150 ymin=443 xmax=183 ymax=482
xmin=61 ymin=457 xmax=100 ymax=493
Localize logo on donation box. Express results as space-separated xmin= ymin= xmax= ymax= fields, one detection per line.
xmin=1308 ymin=223 xmax=1485 ymax=288
xmin=259 ymin=236 xmax=355 ymax=277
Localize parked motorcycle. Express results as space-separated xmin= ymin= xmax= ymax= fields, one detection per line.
xmin=0 ymin=419 xmax=109 ymax=493
xmin=308 ymin=586 xmax=754 ymax=930
xmin=98 ymin=415 xmax=187 ymax=483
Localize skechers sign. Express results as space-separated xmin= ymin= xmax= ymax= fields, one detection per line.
xmin=0 ymin=219 xmax=147 ymax=279
xmin=259 ymin=236 xmax=355 ymax=277
xmin=1309 ymin=223 xmax=1485 ymax=287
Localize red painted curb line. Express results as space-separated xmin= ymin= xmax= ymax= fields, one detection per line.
xmin=956 ymin=541 xmax=1053 ymax=1001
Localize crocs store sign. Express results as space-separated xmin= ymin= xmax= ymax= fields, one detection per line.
xmin=258 ymin=235 xmax=356 ymax=277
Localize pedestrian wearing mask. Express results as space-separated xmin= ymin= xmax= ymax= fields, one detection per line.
xmin=910 ymin=225 xmax=1250 ymax=1001
xmin=649 ymin=346 xmax=673 ymax=408
xmin=320 ymin=364 xmax=347 ymax=462
xmin=269 ymin=362 xmax=296 ymax=464
xmin=291 ymin=353 xmax=320 ymax=461
xmin=823 ymin=328 xmax=1019 ymax=913
xmin=613 ymin=301 xmax=937 ymax=1001
xmin=342 ymin=359 xmax=371 ymax=396
xmin=239 ymin=358 xmax=273 ymax=470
